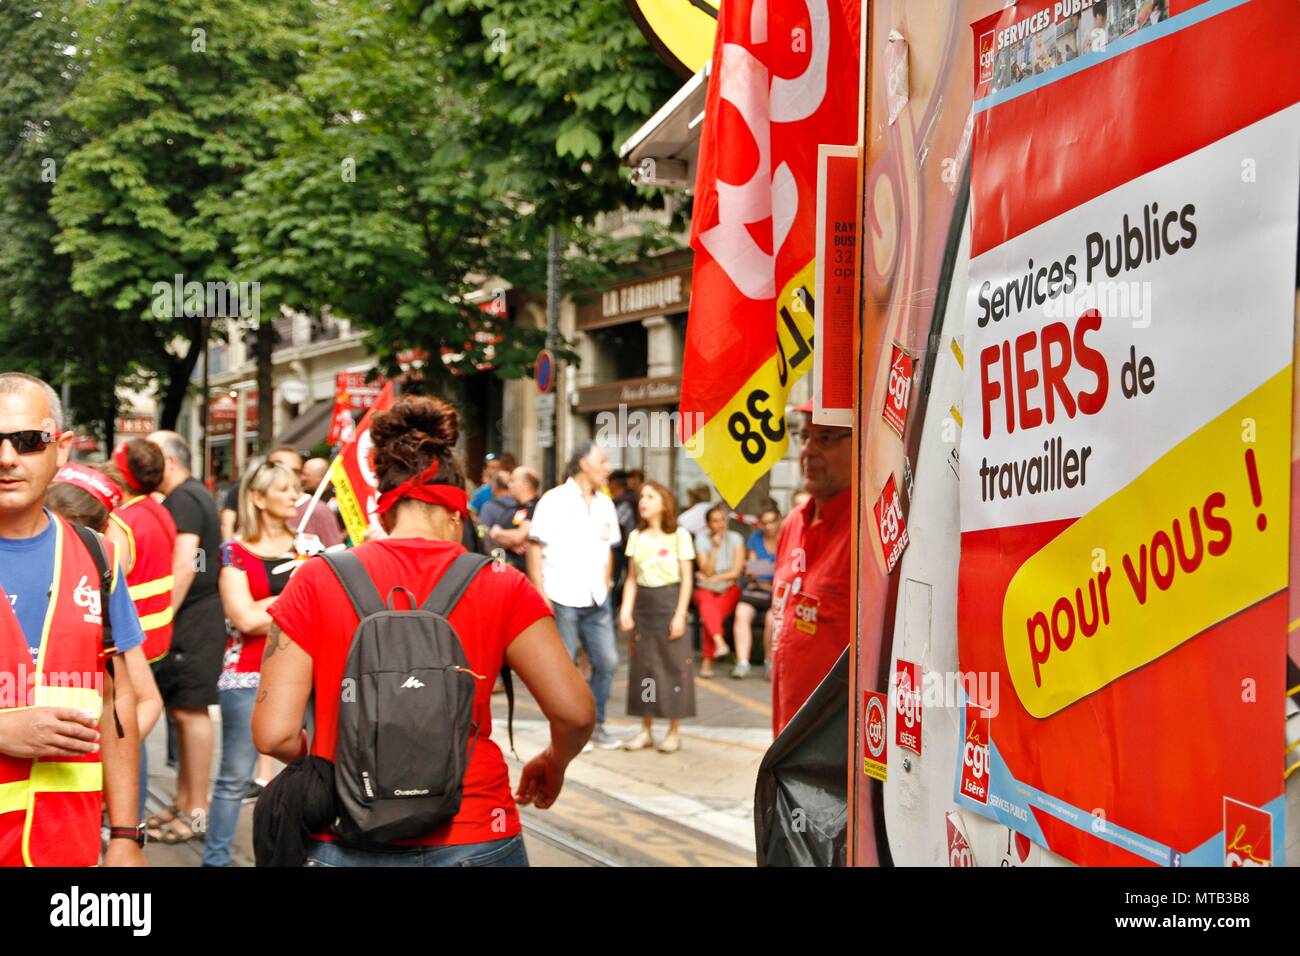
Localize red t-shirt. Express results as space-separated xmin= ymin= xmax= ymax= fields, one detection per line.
xmin=268 ymin=536 xmax=551 ymax=847
xmin=769 ymin=489 xmax=853 ymax=736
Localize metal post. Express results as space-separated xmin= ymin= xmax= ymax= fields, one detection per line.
xmin=544 ymin=225 xmax=560 ymax=489
xmin=60 ymin=360 xmax=71 ymax=421
xmin=201 ymin=316 xmax=211 ymax=481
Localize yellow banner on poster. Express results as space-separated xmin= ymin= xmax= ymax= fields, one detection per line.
xmin=1003 ymin=368 xmax=1292 ymax=718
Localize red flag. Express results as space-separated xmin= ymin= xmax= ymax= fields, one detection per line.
xmin=680 ymin=0 xmax=860 ymax=504
xmin=329 ymin=380 xmax=397 ymax=542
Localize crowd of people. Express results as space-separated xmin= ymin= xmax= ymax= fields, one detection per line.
xmin=0 ymin=370 xmax=852 ymax=867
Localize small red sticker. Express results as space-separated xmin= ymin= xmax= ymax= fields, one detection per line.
xmin=881 ymin=343 xmax=914 ymax=437
xmin=946 ymin=812 xmax=975 ymax=867
xmin=959 ymin=703 xmax=991 ymax=805
xmin=873 ymin=473 xmax=910 ymax=574
xmin=894 ymin=659 xmax=922 ymax=755
xmin=1223 ymin=798 xmax=1272 ymax=866
xmin=863 ymin=691 xmax=888 ymax=781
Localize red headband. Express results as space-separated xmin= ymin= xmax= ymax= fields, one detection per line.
xmin=112 ymin=442 xmax=141 ymax=492
xmin=54 ymin=464 xmax=124 ymax=512
xmin=372 ymin=461 xmax=468 ymax=518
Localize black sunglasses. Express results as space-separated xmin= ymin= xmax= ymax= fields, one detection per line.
xmin=0 ymin=430 xmax=59 ymax=454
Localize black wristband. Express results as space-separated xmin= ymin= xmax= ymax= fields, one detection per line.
xmin=109 ymin=825 xmax=146 ymax=847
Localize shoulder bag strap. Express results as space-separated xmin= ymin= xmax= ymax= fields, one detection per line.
xmin=320 ymin=551 xmax=386 ymax=621
xmin=421 ymin=552 xmax=516 ymax=754
xmin=71 ymin=523 xmax=124 ymax=738
xmin=420 ymin=552 xmax=491 ymax=617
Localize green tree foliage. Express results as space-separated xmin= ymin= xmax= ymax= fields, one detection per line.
xmin=49 ymin=0 xmax=314 ymax=430
xmin=0 ymin=0 xmax=149 ymax=438
xmin=232 ymin=0 xmax=683 ymax=384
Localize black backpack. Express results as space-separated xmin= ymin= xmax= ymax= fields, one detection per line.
xmin=321 ymin=550 xmax=513 ymax=846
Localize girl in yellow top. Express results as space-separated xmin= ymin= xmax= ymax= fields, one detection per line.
xmin=618 ymin=482 xmax=695 ymax=753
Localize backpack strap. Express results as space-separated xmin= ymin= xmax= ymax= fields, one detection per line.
xmin=420 ymin=552 xmax=491 ymax=617
xmin=70 ymin=523 xmax=125 ymax=739
xmin=321 ymin=551 xmax=386 ymax=620
xmin=421 ymin=553 xmax=518 ymax=756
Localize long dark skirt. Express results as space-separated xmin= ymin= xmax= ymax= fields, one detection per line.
xmin=626 ymin=583 xmax=696 ymax=719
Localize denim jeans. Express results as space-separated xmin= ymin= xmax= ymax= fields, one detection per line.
xmin=552 ymin=598 xmax=618 ymax=725
xmin=200 ymin=686 xmax=260 ymax=867
xmin=304 ymin=833 xmax=529 ymax=867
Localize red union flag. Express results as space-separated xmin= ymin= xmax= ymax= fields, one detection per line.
xmin=680 ymin=0 xmax=861 ymax=505
xmin=330 ymin=380 xmax=397 ymax=544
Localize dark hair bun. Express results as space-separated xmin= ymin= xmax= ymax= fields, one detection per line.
xmin=370 ymin=396 xmax=464 ymax=491
xmin=123 ymin=438 xmax=165 ymax=493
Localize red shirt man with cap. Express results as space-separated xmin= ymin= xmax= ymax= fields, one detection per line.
xmin=769 ymin=399 xmax=854 ymax=736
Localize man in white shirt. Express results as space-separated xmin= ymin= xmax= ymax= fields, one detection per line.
xmin=678 ymin=482 xmax=714 ymax=537
xmin=528 ymin=442 xmax=623 ymax=749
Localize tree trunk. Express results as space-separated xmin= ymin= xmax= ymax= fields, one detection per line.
xmin=101 ymin=393 xmax=115 ymax=456
xmin=255 ymin=320 xmax=274 ymax=452
xmin=157 ymin=317 xmax=206 ymax=431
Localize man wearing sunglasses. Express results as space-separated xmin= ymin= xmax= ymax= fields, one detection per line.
xmin=0 ymin=372 xmax=147 ymax=865
xmin=769 ymin=399 xmax=854 ymax=736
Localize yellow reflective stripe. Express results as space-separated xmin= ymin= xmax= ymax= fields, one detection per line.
xmin=0 ymin=779 xmax=27 ymax=816
xmin=29 ymin=760 xmax=102 ymax=795
xmin=128 ymin=575 xmax=174 ymax=601
xmin=33 ymin=685 xmax=102 ymax=719
xmin=137 ymin=607 xmax=174 ymax=631
xmin=108 ymin=512 xmax=136 ymax=573
xmin=32 ymin=520 xmax=65 ymax=672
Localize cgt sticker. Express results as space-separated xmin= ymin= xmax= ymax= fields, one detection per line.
xmin=946 ymin=811 xmax=976 ymax=867
xmin=873 ymin=473 xmax=910 ymax=574
xmin=1223 ymin=797 xmax=1272 ymax=867
xmin=894 ymin=659 xmax=922 ymax=755
xmin=863 ymin=690 xmax=888 ymax=781
xmin=959 ymin=703 xmax=991 ymax=805
xmin=790 ymin=590 xmax=821 ymax=635
xmin=881 ymin=342 xmax=915 ymax=437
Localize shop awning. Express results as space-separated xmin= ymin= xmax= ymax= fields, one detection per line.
xmin=271 ymin=398 xmax=334 ymax=453
xmin=619 ymin=66 xmax=708 ymax=188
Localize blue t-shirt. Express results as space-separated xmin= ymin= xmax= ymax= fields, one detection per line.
xmin=0 ymin=512 xmax=145 ymax=659
xmin=469 ymin=483 xmax=494 ymax=514
xmin=747 ymin=529 xmax=776 ymax=584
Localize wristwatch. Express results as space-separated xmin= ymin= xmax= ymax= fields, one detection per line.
xmin=108 ymin=824 xmax=147 ymax=847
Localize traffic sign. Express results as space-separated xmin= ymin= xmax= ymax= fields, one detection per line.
xmin=534 ymin=349 xmax=556 ymax=393
xmin=535 ymin=392 xmax=556 ymax=449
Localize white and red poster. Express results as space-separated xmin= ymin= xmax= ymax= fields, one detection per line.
xmin=956 ymin=0 xmax=1299 ymax=865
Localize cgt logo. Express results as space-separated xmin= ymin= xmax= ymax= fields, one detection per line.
xmin=862 ymin=690 xmax=888 ymax=781
xmin=894 ymin=659 xmax=922 ymax=755
xmin=978 ymin=30 xmax=996 ymax=84
xmin=960 ymin=703 xmax=991 ymax=804
xmin=946 ymin=812 xmax=975 ymax=867
xmin=1223 ymin=797 xmax=1272 ymax=867
xmin=72 ymin=576 xmax=101 ymax=623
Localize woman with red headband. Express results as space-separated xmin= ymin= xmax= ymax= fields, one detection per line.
xmin=253 ymin=395 xmax=594 ymax=866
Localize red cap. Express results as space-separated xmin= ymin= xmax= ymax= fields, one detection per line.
xmin=795 ymin=398 xmax=815 ymax=414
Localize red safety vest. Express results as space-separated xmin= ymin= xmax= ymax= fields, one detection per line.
xmin=109 ymin=495 xmax=176 ymax=662
xmin=0 ymin=516 xmax=111 ymax=867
